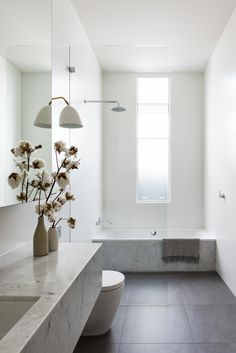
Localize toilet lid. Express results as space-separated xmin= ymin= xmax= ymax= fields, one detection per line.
xmin=102 ymin=271 xmax=125 ymax=292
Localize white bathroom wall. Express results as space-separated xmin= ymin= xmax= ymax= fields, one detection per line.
xmin=0 ymin=63 xmax=52 ymax=254
xmin=21 ymin=73 xmax=52 ymax=171
xmin=0 ymin=57 xmax=5 ymax=206
xmin=70 ymin=45 xmax=102 ymax=242
xmin=0 ymin=202 xmax=38 ymax=255
xmin=102 ymin=72 xmax=203 ymax=229
xmin=205 ymin=10 xmax=236 ymax=295
xmin=169 ymin=73 xmax=204 ymax=228
xmin=0 ymin=57 xmax=21 ymax=206
xmin=0 ymin=0 xmax=102 ymax=254
xmin=0 ymin=0 xmax=52 ymax=255
xmin=53 ymin=0 xmax=102 ymax=242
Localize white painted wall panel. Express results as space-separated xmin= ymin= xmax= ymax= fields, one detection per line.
xmin=102 ymin=72 xmax=203 ymax=229
xmin=205 ymin=10 xmax=236 ymax=295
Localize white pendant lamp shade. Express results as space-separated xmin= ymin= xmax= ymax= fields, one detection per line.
xmin=59 ymin=105 xmax=83 ymax=128
xmin=34 ymin=97 xmax=83 ymax=129
xmin=34 ymin=105 xmax=52 ymax=128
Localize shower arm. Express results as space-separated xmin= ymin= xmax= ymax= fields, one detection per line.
xmin=84 ymin=99 xmax=120 ymax=107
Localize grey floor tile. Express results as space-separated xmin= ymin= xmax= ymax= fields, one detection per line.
xmin=119 ymin=343 xmax=197 ymax=353
xmin=168 ymin=279 xmax=185 ymax=305
xmin=123 ymin=273 xmax=170 ymax=305
xmin=126 ymin=281 xmax=168 ymax=305
xmin=180 ymin=274 xmax=236 ymax=305
xmin=79 ymin=306 xmax=126 ymax=344
xmin=196 ymin=343 xmax=236 ymax=353
xmin=120 ymin=274 xmax=134 ymax=304
xmin=76 ymin=273 xmax=236 ymax=352
xmin=186 ymin=305 xmax=236 ymax=343
xmin=121 ymin=305 xmax=194 ymax=343
xmin=74 ymin=342 xmax=119 ymax=353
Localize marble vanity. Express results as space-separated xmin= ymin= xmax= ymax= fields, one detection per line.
xmin=0 ymin=243 xmax=102 ymax=353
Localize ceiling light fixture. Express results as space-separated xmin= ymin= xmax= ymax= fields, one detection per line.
xmin=34 ymin=96 xmax=83 ymax=129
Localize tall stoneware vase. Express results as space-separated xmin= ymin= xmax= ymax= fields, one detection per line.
xmin=48 ymin=226 xmax=58 ymax=252
xmin=33 ymin=216 xmax=48 ymax=257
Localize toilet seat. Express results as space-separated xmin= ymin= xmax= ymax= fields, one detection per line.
xmin=101 ymin=270 xmax=125 ymax=292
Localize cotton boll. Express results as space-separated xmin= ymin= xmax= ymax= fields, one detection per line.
xmin=8 ymin=173 xmax=22 ymax=189
xmin=32 ymin=159 xmax=46 ymax=169
xmin=57 ymin=197 xmax=66 ymax=205
xmin=15 ymin=161 xmax=28 ymax=170
xmin=16 ymin=192 xmax=26 ymax=202
xmin=41 ymin=172 xmax=52 ymax=188
xmin=65 ymin=192 xmax=75 ymax=201
xmin=52 ymin=201 xmax=62 ymax=211
xmin=54 ymin=141 xmax=68 ymax=154
xmin=68 ymin=146 xmax=78 ymax=158
xmin=56 ymin=172 xmax=70 ymax=189
xmin=67 ymin=217 xmax=76 ymax=229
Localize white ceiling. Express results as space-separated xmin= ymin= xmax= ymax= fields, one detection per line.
xmin=0 ymin=0 xmax=51 ymax=72
xmin=4 ymin=46 xmax=51 ymax=72
xmin=72 ymin=0 xmax=236 ymax=72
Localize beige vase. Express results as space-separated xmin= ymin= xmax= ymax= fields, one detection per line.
xmin=33 ymin=216 xmax=48 ymax=257
xmin=48 ymin=227 xmax=58 ymax=252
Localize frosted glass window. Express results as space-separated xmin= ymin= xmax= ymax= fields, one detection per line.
xmin=138 ymin=113 xmax=169 ymax=139
xmin=137 ymin=140 xmax=169 ymax=201
xmin=138 ymin=77 xmax=168 ymax=104
xmin=137 ymin=77 xmax=170 ymax=202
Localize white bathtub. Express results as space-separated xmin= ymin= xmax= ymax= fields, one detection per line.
xmin=93 ymin=228 xmax=215 ymax=241
xmin=92 ymin=228 xmax=216 ymax=272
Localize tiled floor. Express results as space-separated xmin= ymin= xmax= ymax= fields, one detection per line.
xmin=74 ymin=272 xmax=236 ymax=353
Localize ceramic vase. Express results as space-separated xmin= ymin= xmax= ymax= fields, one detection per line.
xmin=48 ymin=226 xmax=58 ymax=252
xmin=33 ymin=216 xmax=48 ymax=257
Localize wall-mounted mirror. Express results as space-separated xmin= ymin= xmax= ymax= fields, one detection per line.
xmin=0 ymin=0 xmax=52 ymax=207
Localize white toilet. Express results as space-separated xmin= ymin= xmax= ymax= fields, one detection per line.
xmin=82 ymin=270 xmax=125 ymax=336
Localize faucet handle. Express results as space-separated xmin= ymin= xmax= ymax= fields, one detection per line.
xmin=95 ymin=217 xmax=112 ymax=226
xmin=95 ymin=217 xmax=101 ymax=226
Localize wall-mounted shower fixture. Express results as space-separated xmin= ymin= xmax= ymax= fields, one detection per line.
xmin=84 ymin=100 xmax=126 ymax=112
xmin=68 ymin=66 xmax=76 ymax=73
xmin=218 ymin=190 xmax=226 ymax=199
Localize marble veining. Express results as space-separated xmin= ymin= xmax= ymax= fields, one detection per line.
xmin=93 ymin=239 xmax=216 ymax=272
xmin=0 ymin=243 xmax=102 ymax=353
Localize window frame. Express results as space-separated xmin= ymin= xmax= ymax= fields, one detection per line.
xmin=136 ymin=73 xmax=172 ymax=204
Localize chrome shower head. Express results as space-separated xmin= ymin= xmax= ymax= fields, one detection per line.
xmin=111 ymin=105 xmax=126 ymax=112
xmin=84 ymin=99 xmax=126 ymax=112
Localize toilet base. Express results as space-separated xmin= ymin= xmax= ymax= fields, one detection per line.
xmin=82 ymin=282 xmax=124 ymax=336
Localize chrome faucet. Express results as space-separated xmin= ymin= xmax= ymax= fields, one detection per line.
xmin=96 ymin=217 xmax=112 ymax=226
xmin=151 ymin=230 xmax=157 ymax=236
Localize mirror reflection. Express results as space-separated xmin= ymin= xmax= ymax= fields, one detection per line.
xmin=0 ymin=0 xmax=52 ymax=207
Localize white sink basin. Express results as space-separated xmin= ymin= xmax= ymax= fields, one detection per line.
xmin=0 ymin=296 xmax=39 ymax=340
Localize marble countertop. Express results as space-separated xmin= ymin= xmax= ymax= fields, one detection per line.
xmin=0 ymin=242 xmax=102 ymax=353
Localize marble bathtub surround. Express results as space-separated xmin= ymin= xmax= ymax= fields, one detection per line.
xmin=93 ymin=239 xmax=216 ymax=272
xmin=0 ymin=243 xmax=102 ymax=353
